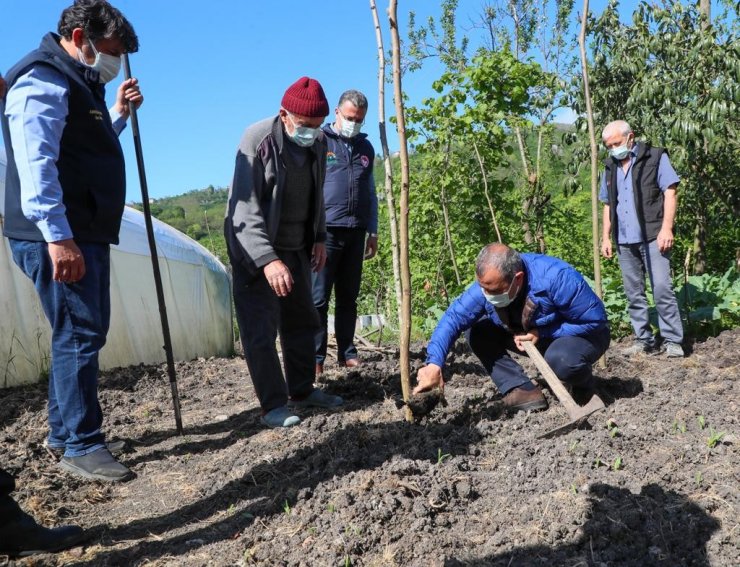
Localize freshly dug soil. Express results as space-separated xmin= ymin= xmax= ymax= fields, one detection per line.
xmin=1 ymin=330 xmax=737 ymax=566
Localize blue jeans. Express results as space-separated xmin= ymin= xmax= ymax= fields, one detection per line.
xmin=312 ymin=227 xmax=366 ymax=364
xmin=617 ymin=240 xmax=683 ymax=345
xmin=466 ymin=319 xmax=610 ymax=395
xmin=9 ymin=239 xmax=109 ymax=457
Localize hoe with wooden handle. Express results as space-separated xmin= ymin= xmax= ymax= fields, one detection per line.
xmin=520 ymin=340 xmax=605 ymax=439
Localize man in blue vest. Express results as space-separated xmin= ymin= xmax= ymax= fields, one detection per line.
xmin=1 ymin=0 xmax=143 ymax=481
xmin=1 ymin=72 xmax=85 ymax=557
xmin=599 ymin=120 xmax=684 ymax=358
xmin=313 ymin=90 xmax=378 ymax=374
xmin=413 ymin=244 xmax=610 ymax=411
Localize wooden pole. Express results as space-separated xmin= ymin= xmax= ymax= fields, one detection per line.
xmin=369 ymin=0 xmax=403 ymax=327
xmin=578 ymin=0 xmax=606 ymax=368
xmin=388 ymin=0 xmax=413 ymax=421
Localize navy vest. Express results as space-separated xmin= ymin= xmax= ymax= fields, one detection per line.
xmin=1 ymin=33 xmax=126 ymax=244
xmin=322 ymin=125 xmax=375 ymax=230
xmin=604 ymin=143 xmax=665 ymax=245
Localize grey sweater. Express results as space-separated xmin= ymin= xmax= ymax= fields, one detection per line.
xmin=224 ymin=115 xmax=327 ymax=278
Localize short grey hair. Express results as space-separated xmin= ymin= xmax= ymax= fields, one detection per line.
xmin=338 ymin=89 xmax=368 ymax=110
xmin=475 ymin=243 xmax=523 ymax=281
xmin=602 ymin=120 xmax=632 ymax=141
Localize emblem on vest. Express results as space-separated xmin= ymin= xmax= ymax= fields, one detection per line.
xmin=360 ymin=155 xmax=370 ymax=168
xmin=326 ymin=151 xmax=337 ymax=165
xmin=89 ymin=109 xmax=104 ymax=121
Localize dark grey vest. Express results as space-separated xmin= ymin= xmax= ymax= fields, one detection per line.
xmin=604 ymin=143 xmax=665 ymax=245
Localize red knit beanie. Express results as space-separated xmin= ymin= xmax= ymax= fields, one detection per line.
xmin=281 ymin=76 xmax=329 ymax=118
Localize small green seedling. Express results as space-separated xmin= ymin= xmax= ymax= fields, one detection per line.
xmin=569 ymin=440 xmax=579 ymax=453
xmin=697 ymin=415 xmax=706 ymax=430
xmin=283 ymin=500 xmax=291 ymax=515
xmin=612 ymin=456 xmax=623 ymax=471
xmin=694 ymin=471 xmax=703 ymax=487
xmin=672 ymin=419 xmax=687 ymax=434
xmin=344 ymin=556 xmax=352 ymax=567
xmin=227 ymin=503 xmax=236 ymax=516
xmin=593 ymin=456 xmax=604 ymax=469
xmin=570 ymin=483 xmax=578 ymax=495
xmin=327 ymin=502 xmax=336 ymax=513
xmin=606 ymin=419 xmax=620 ymax=438
xmin=706 ymin=428 xmax=726 ymax=449
xmin=437 ymin=448 xmax=451 ymax=464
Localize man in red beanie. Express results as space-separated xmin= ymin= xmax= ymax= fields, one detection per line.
xmin=225 ymin=76 xmax=344 ymax=428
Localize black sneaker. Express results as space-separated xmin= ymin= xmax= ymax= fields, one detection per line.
xmin=58 ymin=448 xmax=134 ymax=482
xmin=0 ymin=508 xmax=85 ymax=558
xmin=44 ymin=439 xmax=128 ymax=459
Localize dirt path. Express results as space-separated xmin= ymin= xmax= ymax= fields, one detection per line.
xmin=1 ymin=330 xmax=737 ymax=566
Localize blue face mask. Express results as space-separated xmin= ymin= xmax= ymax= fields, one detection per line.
xmin=482 ymin=279 xmax=517 ymax=308
xmin=609 ymin=145 xmax=630 ymax=160
xmin=286 ymin=113 xmax=320 ymax=147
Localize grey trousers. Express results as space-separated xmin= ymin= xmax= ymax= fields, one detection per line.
xmin=617 ymin=240 xmax=684 ymax=345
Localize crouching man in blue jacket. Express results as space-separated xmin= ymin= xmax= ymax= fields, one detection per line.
xmin=413 ymin=243 xmax=610 ymax=411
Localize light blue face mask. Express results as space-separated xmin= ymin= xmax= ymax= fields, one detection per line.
xmin=609 ymin=145 xmax=630 ymax=160
xmin=482 ymin=278 xmax=517 ymax=308
xmin=286 ymin=113 xmax=320 ymax=147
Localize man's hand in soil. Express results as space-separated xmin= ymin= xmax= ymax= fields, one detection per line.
xmin=413 ymin=363 xmax=444 ymax=395
xmin=49 ymin=239 xmax=85 ymax=283
xmin=513 ymin=329 xmax=539 ymax=352
xmin=264 ymin=260 xmax=293 ymax=297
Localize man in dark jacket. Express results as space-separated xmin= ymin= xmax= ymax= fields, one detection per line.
xmin=599 ymin=120 xmax=683 ymax=358
xmin=413 ymin=244 xmax=610 ymax=411
xmin=1 ymin=0 xmax=142 ymax=482
xmin=225 ymin=77 xmax=344 ymax=429
xmin=313 ymin=90 xmax=378 ymax=374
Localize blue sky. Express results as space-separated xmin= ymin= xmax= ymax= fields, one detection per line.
xmin=1 ymin=0 xmax=635 ymax=201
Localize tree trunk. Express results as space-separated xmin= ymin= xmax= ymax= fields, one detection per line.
xmin=699 ymin=0 xmax=711 ymax=30
xmin=389 ymin=0 xmax=413 ymax=420
xmin=370 ymin=0 xmax=403 ymax=326
xmin=515 ymin=126 xmax=536 ymax=246
xmin=578 ymin=0 xmax=605 ymax=366
xmin=471 ymin=138 xmax=503 ymax=242
xmin=692 ymin=212 xmax=707 ymax=275
xmin=441 ymin=141 xmax=461 ymax=285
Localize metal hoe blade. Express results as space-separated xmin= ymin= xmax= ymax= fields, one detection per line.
xmin=520 ymin=340 xmax=605 ymax=438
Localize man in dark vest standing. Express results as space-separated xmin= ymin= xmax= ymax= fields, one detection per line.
xmin=1 ymin=72 xmax=86 ymax=558
xmin=313 ymin=90 xmax=378 ymax=374
xmin=599 ymin=120 xmax=684 ymax=358
xmin=225 ymin=77 xmax=344 ymax=429
xmin=1 ymin=0 xmax=143 ymax=481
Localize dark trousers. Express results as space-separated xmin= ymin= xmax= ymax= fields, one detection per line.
xmin=465 ymin=319 xmax=610 ymax=395
xmin=9 ymin=239 xmax=109 ymax=457
xmin=232 ymin=249 xmax=318 ymax=412
xmin=312 ymin=227 xmax=366 ymax=364
xmin=0 ymin=468 xmax=20 ymax=523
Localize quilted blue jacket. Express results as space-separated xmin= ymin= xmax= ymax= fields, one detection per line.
xmin=425 ymin=253 xmax=608 ymax=367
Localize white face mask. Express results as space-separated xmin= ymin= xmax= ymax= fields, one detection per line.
xmin=609 ymin=145 xmax=631 ymax=160
xmin=79 ymin=40 xmax=121 ymax=84
xmin=286 ymin=113 xmax=320 ymax=147
xmin=339 ymin=115 xmax=362 ymax=138
xmin=482 ymin=278 xmax=517 ymax=308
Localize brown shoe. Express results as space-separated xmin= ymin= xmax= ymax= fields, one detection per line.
xmin=315 ymin=363 xmax=324 ymax=376
xmin=503 ymin=385 xmax=548 ymax=412
xmin=340 ymin=358 xmax=361 ymax=368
